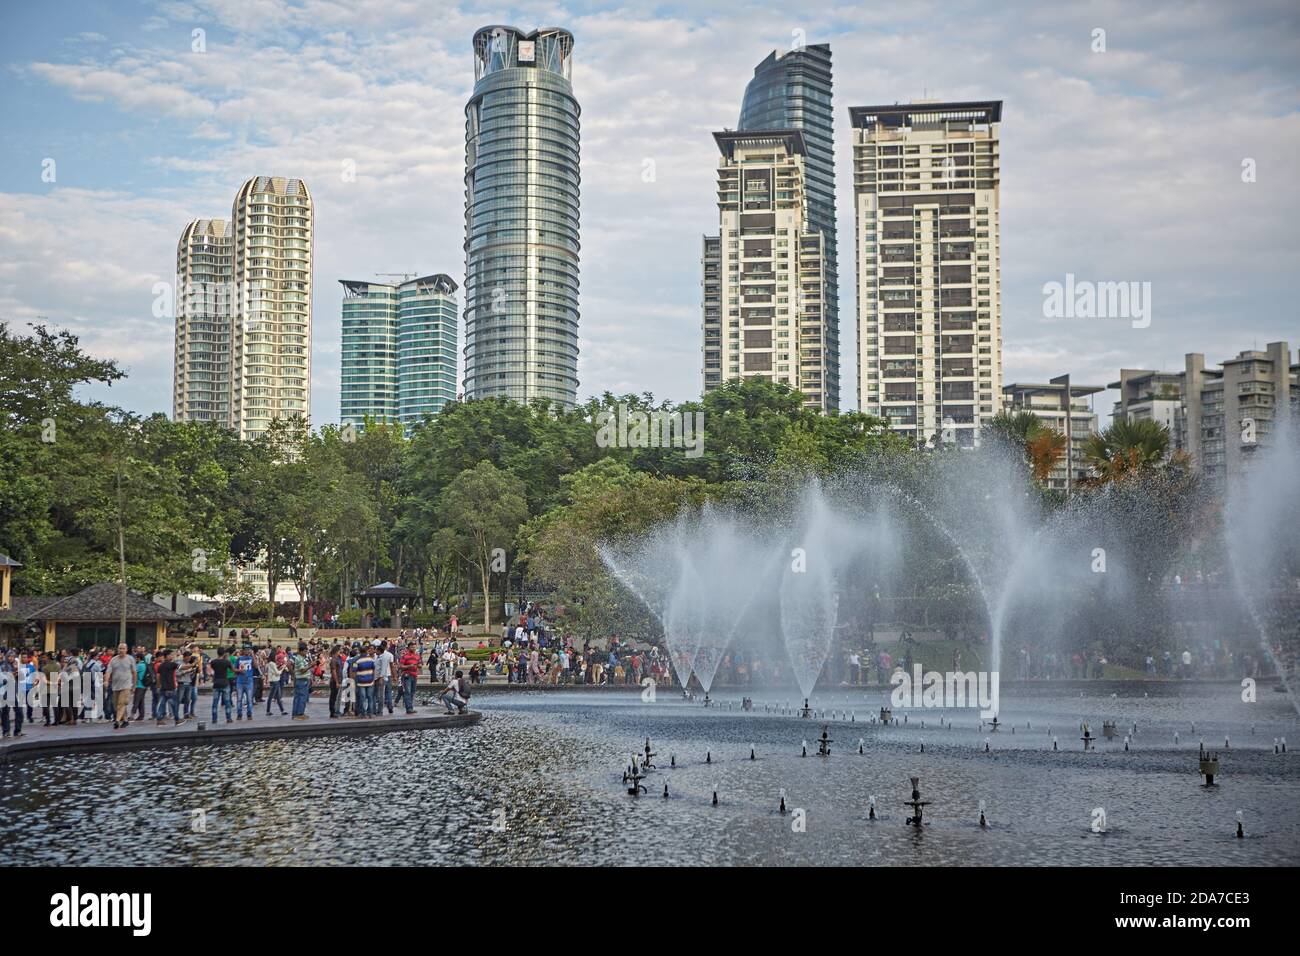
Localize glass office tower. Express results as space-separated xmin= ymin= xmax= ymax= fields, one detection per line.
xmin=339 ymin=279 xmax=399 ymax=425
xmin=397 ymin=274 xmax=459 ymax=426
xmin=462 ymin=25 xmax=581 ymax=407
xmin=340 ymin=274 xmax=459 ymax=431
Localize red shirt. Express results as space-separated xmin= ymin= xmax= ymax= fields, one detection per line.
xmin=399 ymin=651 xmax=420 ymax=677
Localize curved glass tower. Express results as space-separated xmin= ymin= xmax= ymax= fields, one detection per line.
xmin=738 ymin=45 xmax=838 ymax=408
xmin=463 ymin=25 xmax=580 ymax=407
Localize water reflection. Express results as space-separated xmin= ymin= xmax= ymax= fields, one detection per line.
xmin=2 ymin=684 xmax=1296 ymax=866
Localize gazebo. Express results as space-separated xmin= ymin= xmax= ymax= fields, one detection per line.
xmin=354 ymin=582 xmax=418 ymax=629
xmin=0 ymin=582 xmax=186 ymax=651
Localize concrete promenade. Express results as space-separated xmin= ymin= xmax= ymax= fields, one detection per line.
xmin=0 ymin=696 xmax=480 ymax=765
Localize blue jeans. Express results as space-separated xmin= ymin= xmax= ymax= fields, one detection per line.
xmin=211 ymin=686 xmax=232 ymax=721
xmin=235 ymin=682 xmax=253 ymax=717
xmin=150 ymin=687 xmax=161 ymax=718
xmin=356 ymin=684 xmax=374 ymax=716
xmin=266 ymin=681 xmax=285 ymax=714
xmin=401 ymin=674 xmax=416 ymax=712
xmin=292 ymin=678 xmax=311 ymax=717
xmin=161 ymin=689 xmax=179 ymax=721
xmin=439 ymin=690 xmax=464 ymax=714
xmin=379 ymin=679 xmax=393 ymax=713
xmin=182 ymin=684 xmax=197 ymax=718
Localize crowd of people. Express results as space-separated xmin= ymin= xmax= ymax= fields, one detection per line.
xmin=9 ymin=610 xmax=1277 ymax=742
xmin=0 ymin=628 xmax=482 ymax=738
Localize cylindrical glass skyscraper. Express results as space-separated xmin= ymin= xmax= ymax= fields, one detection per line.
xmin=462 ymin=25 xmax=580 ymax=407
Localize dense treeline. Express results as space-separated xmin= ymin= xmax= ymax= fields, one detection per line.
xmin=0 ymin=322 xmax=909 ymax=627
xmin=3 ymin=321 xmax=1218 ymax=668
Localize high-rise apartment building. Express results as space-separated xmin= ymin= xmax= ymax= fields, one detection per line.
xmin=850 ymin=101 xmax=1003 ymax=446
xmin=230 ymin=176 xmax=313 ymax=439
xmin=702 ymin=131 xmax=829 ymax=407
xmin=735 ymin=44 xmax=838 ymax=408
xmin=462 ymin=26 xmax=580 ymax=407
xmin=1109 ymin=368 xmax=1185 ymax=434
xmin=171 ymin=177 xmax=313 ymax=440
xmin=1183 ymin=343 xmax=1296 ymax=486
xmin=1002 ymin=377 xmax=1103 ymax=491
xmin=173 ymin=218 xmax=231 ymax=423
xmin=1110 ymin=342 xmax=1297 ymax=488
xmin=340 ymin=274 xmax=459 ymax=431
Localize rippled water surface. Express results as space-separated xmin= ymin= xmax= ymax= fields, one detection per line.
xmin=2 ymin=683 xmax=1297 ymax=866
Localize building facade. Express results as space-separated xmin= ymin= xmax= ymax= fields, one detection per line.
xmin=1109 ymin=368 xmax=1184 ymax=435
xmin=397 ymin=274 xmax=459 ymax=425
xmin=462 ymin=26 xmax=580 ymax=407
xmin=172 ymin=177 xmax=313 ymax=440
xmin=340 ymin=274 xmax=459 ymax=431
xmin=340 ymin=280 xmax=400 ymax=425
xmin=1002 ymin=377 xmax=1102 ymax=491
xmin=736 ymin=43 xmax=838 ymax=408
xmin=173 ymin=218 xmax=232 ymax=424
xmin=230 ymin=176 xmax=313 ymax=439
xmin=702 ymin=131 xmax=830 ymax=407
xmin=1110 ymin=341 xmax=1297 ymax=488
xmin=850 ymin=101 xmax=1003 ymax=446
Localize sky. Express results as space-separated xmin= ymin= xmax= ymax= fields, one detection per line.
xmin=1 ymin=0 xmax=1297 ymax=426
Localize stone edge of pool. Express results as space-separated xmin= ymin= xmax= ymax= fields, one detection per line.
xmin=0 ymin=711 xmax=481 ymax=765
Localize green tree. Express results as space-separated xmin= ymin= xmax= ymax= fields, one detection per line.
xmin=438 ymin=461 xmax=529 ymax=629
xmin=1081 ymin=417 xmax=1182 ymax=484
xmin=522 ymin=459 xmax=714 ymax=642
xmin=984 ymin=410 xmax=1067 ymax=484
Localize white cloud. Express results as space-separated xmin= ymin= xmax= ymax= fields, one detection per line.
xmin=2 ymin=0 xmax=1297 ymax=427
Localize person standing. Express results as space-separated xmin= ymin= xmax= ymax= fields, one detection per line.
xmin=290 ymin=641 xmax=313 ymax=720
xmin=106 ymin=643 xmax=136 ymax=729
xmin=374 ymin=640 xmax=396 ymax=715
xmin=156 ymin=649 xmax=181 ymax=726
xmin=81 ymin=650 xmax=104 ymax=721
xmin=328 ymin=645 xmax=343 ymax=718
xmin=351 ymin=645 xmax=376 ymax=718
xmin=234 ymin=645 xmax=255 ymax=720
xmin=336 ymin=646 xmax=354 ymax=717
xmin=40 ymin=652 xmax=60 ymax=725
xmin=253 ymin=649 xmax=266 ymax=705
xmin=264 ymin=654 xmax=286 ymax=715
xmin=128 ymin=651 xmax=147 ymax=723
xmin=178 ymin=651 xmax=198 ymax=719
xmin=208 ymin=646 xmax=234 ymax=723
xmin=399 ymin=642 xmax=420 ymax=715
xmin=58 ymin=652 xmax=81 ymax=726
xmin=1 ymin=651 xmax=25 ymax=738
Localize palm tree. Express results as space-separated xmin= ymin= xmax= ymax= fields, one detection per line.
xmin=1026 ymin=428 xmax=1068 ymax=483
xmin=1081 ymin=417 xmax=1181 ymax=484
xmin=984 ymin=410 xmax=1067 ymax=483
xmin=986 ymin=410 xmax=1041 ymax=447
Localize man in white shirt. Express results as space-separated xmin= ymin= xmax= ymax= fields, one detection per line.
xmin=375 ymin=641 xmax=396 ymax=715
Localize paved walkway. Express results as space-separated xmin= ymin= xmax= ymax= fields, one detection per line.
xmin=0 ymin=698 xmax=479 ymax=765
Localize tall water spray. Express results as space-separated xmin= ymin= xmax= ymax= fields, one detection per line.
xmin=1224 ymin=416 xmax=1300 ymax=714
xmin=778 ymin=481 xmax=850 ymax=699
